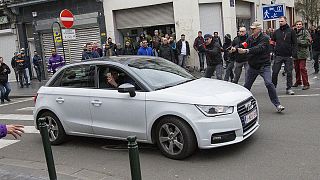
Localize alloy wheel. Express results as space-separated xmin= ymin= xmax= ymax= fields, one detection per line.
xmin=158 ymin=123 xmax=184 ymax=155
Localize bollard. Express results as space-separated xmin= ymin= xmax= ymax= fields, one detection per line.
xmin=38 ymin=117 xmax=57 ymax=180
xmin=127 ymin=136 xmax=142 ymax=180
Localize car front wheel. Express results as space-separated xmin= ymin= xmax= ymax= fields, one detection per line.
xmin=37 ymin=111 xmax=66 ymax=145
xmin=155 ymin=117 xmax=197 ymax=160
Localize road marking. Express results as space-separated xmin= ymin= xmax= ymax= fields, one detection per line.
xmin=0 ymin=114 xmax=33 ymax=121
xmin=0 ymin=139 xmax=20 ymax=149
xmin=16 ymin=107 xmax=35 ymax=111
xmin=279 ymin=94 xmax=320 ymax=98
xmin=24 ymin=126 xmax=39 ymax=134
xmin=0 ymin=98 xmax=33 ymax=107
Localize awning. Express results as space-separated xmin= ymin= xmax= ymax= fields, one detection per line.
xmin=7 ymin=0 xmax=57 ymax=8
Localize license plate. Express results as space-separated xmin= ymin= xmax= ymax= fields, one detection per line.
xmin=245 ymin=109 xmax=257 ymax=124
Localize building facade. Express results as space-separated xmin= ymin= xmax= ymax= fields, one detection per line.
xmin=103 ymin=0 xmax=295 ymax=67
xmin=2 ymin=0 xmax=106 ymax=80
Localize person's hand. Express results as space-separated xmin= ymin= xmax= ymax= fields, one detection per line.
xmin=229 ymin=47 xmax=237 ymax=53
xmin=237 ymin=48 xmax=247 ymax=54
xmin=6 ymin=124 xmax=24 ymax=139
xmin=107 ymin=75 xmax=118 ymax=88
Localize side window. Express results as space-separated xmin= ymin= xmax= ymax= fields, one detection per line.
xmin=58 ymin=65 xmax=96 ymax=88
xmin=98 ymin=66 xmax=141 ymax=91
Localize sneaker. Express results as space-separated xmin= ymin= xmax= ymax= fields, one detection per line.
xmin=276 ymin=105 xmax=285 ymax=112
xmin=5 ymin=98 xmax=11 ymax=102
xmin=292 ymin=83 xmax=301 ymax=87
xmin=286 ymin=89 xmax=295 ymax=95
xmin=302 ymin=86 xmax=310 ymax=90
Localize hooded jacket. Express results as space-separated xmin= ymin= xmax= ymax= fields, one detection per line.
xmin=272 ymin=24 xmax=297 ymax=57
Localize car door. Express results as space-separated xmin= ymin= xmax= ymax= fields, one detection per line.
xmin=90 ymin=65 xmax=147 ymax=140
xmin=50 ymin=64 xmax=96 ymax=134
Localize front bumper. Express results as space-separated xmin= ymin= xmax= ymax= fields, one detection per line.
xmin=194 ymin=97 xmax=259 ymax=149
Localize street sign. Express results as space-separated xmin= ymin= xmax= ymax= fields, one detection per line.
xmin=62 ymin=29 xmax=76 ymax=40
xmin=52 ymin=22 xmax=63 ymax=48
xmin=60 ymin=9 xmax=74 ymax=29
xmin=262 ymin=4 xmax=285 ymax=21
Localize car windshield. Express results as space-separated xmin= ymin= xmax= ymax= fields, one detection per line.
xmin=127 ymin=58 xmax=196 ymax=90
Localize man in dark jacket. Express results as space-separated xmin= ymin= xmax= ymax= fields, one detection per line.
xmin=176 ymin=34 xmax=191 ymax=68
xmin=203 ymin=34 xmax=223 ymax=80
xmin=15 ymin=53 xmax=29 ymax=88
xmin=271 ymin=16 xmax=297 ymax=95
xmin=223 ymin=34 xmax=234 ymax=82
xmin=11 ymin=52 xmax=19 ymax=82
xmin=123 ymin=41 xmax=135 ymax=55
xmin=159 ymin=38 xmax=174 ymax=62
xmin=311 ymin=26 xmax=320 ymax=74
xmin=231 ymin=27 xmax=249 ymax=84
xmin=193 ymin=31 xmax=206 ymax=71
xmin=235 ymin=22 xmax=284 ymax=112
xmin=0 ymin=57 xmax=11 ymax=103
xmin=33 ymin=51 xmax=42 ymax=82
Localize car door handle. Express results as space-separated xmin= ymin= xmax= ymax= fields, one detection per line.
xmin=91 ymin=100 xmax=102 ymax=106
xmin=56 ymin=97 xmax=64 ymax=104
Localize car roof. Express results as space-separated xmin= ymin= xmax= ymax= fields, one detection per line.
xmin=77 ymin=56 xmax=160 ymax=66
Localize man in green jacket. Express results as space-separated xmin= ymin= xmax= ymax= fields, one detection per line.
xmin=293 ymin=20 xmax=310 ymax=90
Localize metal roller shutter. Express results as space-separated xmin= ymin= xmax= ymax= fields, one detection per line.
xmin=199 ymin=3 xmax=223 ymax=36
xmin=41 ymin=25 xmax=101 ymax=64
xmin=235 ymin=1 xmax=252 ymax=19
xmin=0 ymin=32 xmax=18 ymax=82
xmin=114 ymin=3 xmax=174 ymax=29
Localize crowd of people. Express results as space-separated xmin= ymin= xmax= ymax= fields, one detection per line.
xmin=1 ymin=16 xmax=319 ymax=110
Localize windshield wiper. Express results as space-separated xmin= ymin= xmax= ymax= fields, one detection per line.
xmin=154 ymin=79 xmax=194 ymax=91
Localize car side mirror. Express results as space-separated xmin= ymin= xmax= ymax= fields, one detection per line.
xmin=118 ymin=83 xmax=136 ymax=97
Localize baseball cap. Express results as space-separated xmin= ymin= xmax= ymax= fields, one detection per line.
xmin=204 ymin=34 xmax=213 ymax=39
xmin=250 ymin=22 xmax=262 ymax=29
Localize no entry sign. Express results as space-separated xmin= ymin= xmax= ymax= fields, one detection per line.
xmin=60 ymin=9 xmax=74 ymax=29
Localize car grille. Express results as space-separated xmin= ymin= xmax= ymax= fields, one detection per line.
xmin=237 ymin=97 xmax=258 ymax=134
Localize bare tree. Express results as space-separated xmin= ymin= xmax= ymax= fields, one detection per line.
xmin=295 ymin=0 xmax=320 ymax=26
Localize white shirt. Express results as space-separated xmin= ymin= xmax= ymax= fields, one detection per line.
xmin=181 ymin=41 xmax=187 ymax=55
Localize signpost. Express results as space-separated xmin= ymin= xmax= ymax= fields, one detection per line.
xmin=262 ymin=4 xmax=285 ymax=21
xmin=59 ymin=9 xmax=75 ymax=63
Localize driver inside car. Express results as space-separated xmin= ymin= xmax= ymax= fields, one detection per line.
xmin=101 ymin=69 xmax=123 ymax=89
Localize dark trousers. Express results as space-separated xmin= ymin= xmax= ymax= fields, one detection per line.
xmin=198 ymin=53 xmax=205 ymax=71
xmin=312 ymin=50 xmax=320 ymax=72
xmin=294 ymin=59 xmax=309 ymax=86
xmin=18 ymin=69 xmax=28 ymax=87
xmin=224 ymin=61 xmax=234 ymax=81
xmin=205 ymin=64 xmax=223 ymax=80
xmin=244 ymin=66 xmax=280 ymax=107
xmin=34 ymin=65 xmax=42 ymax=82
xmin=272 ymin=56 xmax=293 ymax=90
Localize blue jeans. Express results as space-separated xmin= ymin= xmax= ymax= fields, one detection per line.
xmin=0 ymin=82 xmax=11 ymax=100
xmin=198 ymin=53 xmax=206 ymax=71
xmin=178 ymin=55 xmax=188 ymax=68
xmin=244 ymin=65 xmax=280 ymax=107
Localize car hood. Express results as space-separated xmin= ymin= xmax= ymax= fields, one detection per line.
xmin=146 ymin=78 xmax=253 ymax=106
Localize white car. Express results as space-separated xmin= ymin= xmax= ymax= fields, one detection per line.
xmin=34 ymin=56 xmax=259 ymax=159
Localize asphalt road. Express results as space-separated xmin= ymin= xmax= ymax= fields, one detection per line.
xmin=0 ymin=70 xmax=319 ymax=179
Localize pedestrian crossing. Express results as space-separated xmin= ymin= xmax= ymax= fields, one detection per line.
xmin=0 ymin=113 xmax=39 ymax=150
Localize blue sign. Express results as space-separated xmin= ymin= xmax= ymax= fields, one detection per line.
xmin=262 ymin=4 xmax=285 ymax=21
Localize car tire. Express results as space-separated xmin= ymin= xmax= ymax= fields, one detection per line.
xmin=38 ymin=111 xmax=67 ymax=145
xmin=155 ymin=117 xmax=197 ymax=160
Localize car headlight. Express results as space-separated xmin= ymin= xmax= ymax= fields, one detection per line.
xmin=196 ymin=105 xmax=234 ymax=117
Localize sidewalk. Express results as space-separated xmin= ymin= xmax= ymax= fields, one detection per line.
xmin=0 ymin=158 xmax=121 ymax=180
xmin=9 ymin=79 xmax=47 ymax=98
